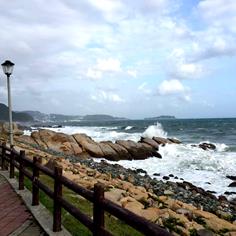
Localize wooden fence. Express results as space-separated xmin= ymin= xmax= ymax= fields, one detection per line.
xmin=0 ymin=142 xmax=172 ymax=236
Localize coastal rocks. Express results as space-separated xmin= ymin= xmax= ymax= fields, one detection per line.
xmin=0 ymin=122 xmax=24 ymax=136
xmin=116 ymin=140 xmax=161 ymax=159
xmin=198 ymin=143 xmax=216 ymax=151
xmin=227 ymin=176 xmax=236 ymax=181
xmin=139 ymin=137 xmax=159 ymax=150
xmin=229 ymin=182 xmax=236 ymax=187
xmin=33 ymin=129 xmax=83 ymax=156
xmin=167 ymin=138 xmax=182 ymax=144
xmin=16 ymin=135 xmax=38 ymax=146
xmin=98 ymin=142 xmax=120 ymax=161
xmin=73 ymin=133 xmax=104 ymax=157
xmin=105 ymin=142 xmax=132 ymax=160
xmin=153 ymin=137 xmax=173 ymax=145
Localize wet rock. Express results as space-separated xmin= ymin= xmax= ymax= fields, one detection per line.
xmin=136 ymin=168 xmax=147 ymax=174
xmin=163 ymin=176 xmax=170 ymax=180
xmin=169 ymin=174 xmax=174 ymax=177
xmin=227 ymin=176 xmax=236 ymax=181
xmin=139 ymin=137 xmax=159 ymax=150
xmin=229 ymin=182 xmax=236 ymax=187
xmin=153 ymin=173 xmax=160 ymax=176
xmin=116 ymin=140 xmax=161 ymax=160
xmin=152 ymin=137 xmax=172 ymax=145
xmin=199 ymin=142 xmax=216 ymax=150
xmin=167 ymin=138 xmax=182 ymax=144
xmin=224 ymin=191 xmax=236 ymax=195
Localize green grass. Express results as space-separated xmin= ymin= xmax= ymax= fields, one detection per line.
xmin=21 ymin=172 xmax=143 ymax=236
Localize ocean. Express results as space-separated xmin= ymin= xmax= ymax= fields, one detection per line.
xmin=27 ymin=118 xmax=236 ymax=198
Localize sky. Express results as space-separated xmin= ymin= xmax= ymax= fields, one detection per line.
xmin=0 ymin=0 xmax=236 ymax=119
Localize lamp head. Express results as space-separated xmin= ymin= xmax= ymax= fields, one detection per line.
xmin=1 ymin=60 xmax=14 ymax=76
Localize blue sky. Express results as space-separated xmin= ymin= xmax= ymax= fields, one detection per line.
xmin=0 ymin=0 xmax=235 ymax=118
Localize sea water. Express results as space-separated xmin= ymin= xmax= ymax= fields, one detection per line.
xmin=27 ymin=118 xmax=236 ymax=197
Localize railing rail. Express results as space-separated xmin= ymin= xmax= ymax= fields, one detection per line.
xmin=0 ymin=142 xmax=172 ymax=236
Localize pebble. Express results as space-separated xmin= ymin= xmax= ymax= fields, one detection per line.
xmin=164 ymin=190 xmax=174 ymax=195
xmin=153 ymin=173 xmax=160 ymax=176
xmin=163 ymin=176 xmax=170 ymax=180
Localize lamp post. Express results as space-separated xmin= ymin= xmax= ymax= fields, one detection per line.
xmin=1 ymin=60 xmax=15 ymax=146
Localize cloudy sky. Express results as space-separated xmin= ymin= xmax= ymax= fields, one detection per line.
xmin=0 ymin=0 xmax=235 ymax=119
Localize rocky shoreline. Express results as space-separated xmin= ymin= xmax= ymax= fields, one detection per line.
xmin=69 ymin=158 xmax=236 ymax=216
xmin=1 ymin=122 xmax=236 ymax=235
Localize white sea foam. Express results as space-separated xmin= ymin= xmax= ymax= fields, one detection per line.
xmin=125 ymin=126 xmax=133 ymax=130
xmin=142 ymin=122 xmax=167 ymax=138
xmin=105 ymin=143 xmax=236 ymax=197
xmin=26 ymin=126 xmax=141 ymax=142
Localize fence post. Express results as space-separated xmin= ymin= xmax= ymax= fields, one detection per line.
xmin=32 ymin=156 xmax=42 ymax=206
xmin=9 ymin=145 xmax=15 ymax=178
xmin=93 ymin=183 xmax=105 ymax=236
xmin=19 ymin=150 xmax=25 ymax=190
xmin=1 ymin=142 xmax=7 ymax=170
xmin=53 ymin=166 xmax=63 ymax=232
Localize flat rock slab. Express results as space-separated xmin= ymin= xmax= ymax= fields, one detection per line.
xmin=0 ymin=174 xmax=46 ymax=236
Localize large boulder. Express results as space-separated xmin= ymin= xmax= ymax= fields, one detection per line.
xmin=15 ymin=135 xmax=38 ymax=147
xmin=31 ymin=131 xmax=48 ymax=149
xmin=167 ymin=138 xmax=181 ymax=144
xmin=116 ymin=140 xmax=161 ymax=160
xmin=0 ymin=122 xmax=24 ymax=136
xmin=98 ymin=142 xmax=120 ymax=161
xmin=32 ymin=129 xmax=83 ymax=156
xmin=105 ymin=141 xmax=132 ymax=160
xmin=139 ymin=137 xmax=159 ymax=150
xmin=73 ymin=133 xmax=104 ymax=157
xmin=199 ymin=143 xmax=216 ymax=151
xmin=152 ymin=137 xmax=172 ymax=145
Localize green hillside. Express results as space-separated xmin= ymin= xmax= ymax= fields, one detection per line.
xmin=0 ymin=103 xmax=34 ymax=122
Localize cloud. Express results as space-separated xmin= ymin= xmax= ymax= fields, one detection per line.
xmin=91 ymin=90 xmax=125 ymax=103
xmin=0 ymin=0 xmax=235 ymax=118
xmin=86 ymin=58 xmax=122 ymax=79
xmin=197 ymin=0 xmax=236 ymax=32
xmin=167 ymin=48 xmax=205 ymax=80
xmin=96 ymin=58 xmax=121 ymax=72
xmin=158 ymin=79 xmax=186 ymax=95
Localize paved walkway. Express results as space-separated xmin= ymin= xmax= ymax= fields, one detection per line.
xmin=0 ymin=174 xmax=47 ymax=236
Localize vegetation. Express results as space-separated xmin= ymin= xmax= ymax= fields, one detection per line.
xmin=163 ymin=217 xmax=184 ymax=234
xmin=22 ymin=173 xmax=143 ymax=236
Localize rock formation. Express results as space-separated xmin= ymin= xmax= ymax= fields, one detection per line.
xmin=15 ymin=128 xmax=184 ymax=161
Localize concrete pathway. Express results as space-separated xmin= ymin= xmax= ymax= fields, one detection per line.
xmin=0 ymin=174 xmax=47 ymax=236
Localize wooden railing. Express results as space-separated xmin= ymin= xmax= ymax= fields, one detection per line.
xmin=0 ymin=142 xmax=172 ymax=236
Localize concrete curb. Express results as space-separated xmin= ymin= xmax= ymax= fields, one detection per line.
xmin=0 ymin=171 xmax=71 ymax=236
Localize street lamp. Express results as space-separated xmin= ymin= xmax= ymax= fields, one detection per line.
xmin=1 ymin=60 xmax=15 ymax=146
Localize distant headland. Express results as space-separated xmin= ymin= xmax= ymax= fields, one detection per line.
xmin=144 ymin=115 xmax=176 ymax=120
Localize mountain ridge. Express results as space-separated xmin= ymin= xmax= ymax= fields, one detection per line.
xmin=0 ymin=103 xmax=33 ymax=122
